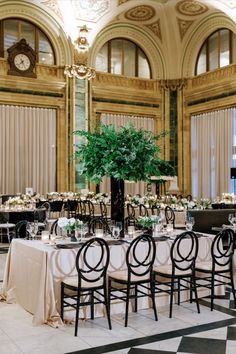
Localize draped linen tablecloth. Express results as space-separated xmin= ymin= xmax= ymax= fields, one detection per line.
xmin=2 ymin=233 xmax=221 ymax=326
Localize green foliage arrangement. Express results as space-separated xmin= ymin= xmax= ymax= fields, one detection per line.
xmin=74 ymin=124 xmax=175 ymax=184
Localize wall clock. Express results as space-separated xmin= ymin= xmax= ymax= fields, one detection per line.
xmin=7 ymin=38 xmax=37 ymax=78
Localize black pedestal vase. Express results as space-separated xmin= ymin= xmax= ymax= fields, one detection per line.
xmin=110 ymin=177 xmax=125 ymax=238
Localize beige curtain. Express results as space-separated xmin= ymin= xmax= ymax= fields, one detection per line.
xmin=100 ymin=113 xmax=155 ymax=196
xmin=0 ymin=105 xmax=56 ymax=195
xmin=191 ymin=108 xmax=235 ymax=199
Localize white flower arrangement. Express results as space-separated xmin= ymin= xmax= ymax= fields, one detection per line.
xmin=58 ymin=217 xmax=83 ymax=232
xmin=137 ymin=215 xmax=161 ymax=229
xmin=6 ymin=197 xmax=25 ymax=206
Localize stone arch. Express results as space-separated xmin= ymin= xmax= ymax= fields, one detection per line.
xmin=0 ymin=1 xmax=72 ymax=66
xmin=180 ymin=13 xmax=236 ymax=77
xmin=89 ymin=22 xmax=166 ymax=79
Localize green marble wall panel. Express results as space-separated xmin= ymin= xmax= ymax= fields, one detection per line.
xmin=74 ymin=79 xmax=87 ymax=191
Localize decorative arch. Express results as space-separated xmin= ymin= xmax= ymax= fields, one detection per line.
xmin=89 ymin=22 xmax=166 ymax=79
xmin=0 ymin=1 xmax=73 ymax=66
xmin=180 ymin=13 xmax=236 ymax=77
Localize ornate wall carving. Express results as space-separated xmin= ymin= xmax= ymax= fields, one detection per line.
xmin=41 ymin=0 xmax=63 ymax=20
xmin=71 ymin=0 xmax=110 ymax=22
xmin=146 ymin=20 xmax=162 ymax=41
xmin=124 ymin=5 xmax=155 ymax=21
xmin=177 ymin=18 xmax=194 ymax=40
xmin=176 ymin=0 xmax=208 ymax=16
xmin=94 ymin=72 xmax=157 ymax=91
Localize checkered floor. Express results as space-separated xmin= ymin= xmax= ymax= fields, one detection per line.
xmin=125 ymin=290 xmax=236 ymax=354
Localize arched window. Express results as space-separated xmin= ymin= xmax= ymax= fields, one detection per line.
xmin=95 ymin=38 xmax=151 ymax=79
xmin=195 ymin=28 xmax=236 ymax=75
xmin=0 ymin=18 xmax=55 ymax=65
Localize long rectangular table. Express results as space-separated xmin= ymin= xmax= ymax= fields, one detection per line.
xmin=2 ymin=233 xmax=223 ymax=327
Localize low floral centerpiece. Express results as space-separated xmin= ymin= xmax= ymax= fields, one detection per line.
xmin=137 ymin=215 xmax=161 ymax=233
xmin=58 ymin=217 xmax=83 ymax=237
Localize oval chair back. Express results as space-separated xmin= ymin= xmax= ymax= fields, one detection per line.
xmin=139 ymin=204 xmax=149 ymax=217
xmin=126 ymin=234 xmax=156 ymax=279
xmin=75 ymin=237 xmax=110 ymax=286
xmin=211 ymin=228 xmax=235 ymax=269
xmin=170 ymin=231 xmax=199 ymax=274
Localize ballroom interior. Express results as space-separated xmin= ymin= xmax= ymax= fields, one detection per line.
xmin=1 ymin=1 xmax=236 ymax=354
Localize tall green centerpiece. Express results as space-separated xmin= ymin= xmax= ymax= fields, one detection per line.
xmin=73 ymin=124 xmax=174 ymax=236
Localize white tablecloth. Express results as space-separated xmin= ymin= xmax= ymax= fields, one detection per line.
xmin=2 ymin=233 xmax=220 ymax=326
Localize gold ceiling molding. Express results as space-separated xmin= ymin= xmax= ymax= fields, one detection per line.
xmin=41 ymin=0 xmax=63 ymax=20
xmin=159 ymin=79 xmax=187 ymax=91
xmin=118 ymin=0 xmax=130 ymax=5
xmin=146 ymin=20 xmax=162 ymax=41
xmin=124 ymin=5 xmax=155 ymax=21
xmin=176 ymin=0 xmax=208 ymax=16
xmin=177 ymin=18 xmax=194 ymax=40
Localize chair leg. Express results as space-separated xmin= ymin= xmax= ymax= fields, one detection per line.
xmin=150 ymin=280 xmax=158 ymax=321
xmin=169 ymin=278 xmax=174 ymax=318
xmin=210 ymin=273 xmax=215 ymax=311
xmin=230 ymin=268 xmax=236 ymax=308
xmin=90 ymin=291 xmax=94 ymax=320
xmin=177 ymin=278 xmax=180 ymax=305
xmin=103 ymin=285 xmax=112 ymax=330
xmin=134 ymin=285 xmax=138 ymax=312
xmin=192 ymin=275 xmax=200 ymax=313
xmin=60 ymin=284 xmax=64 ymax=321
xmin=125 ymin=284 xmax=131 ymax=327
xmin=74 ymin=292 xmax=81 ymax=337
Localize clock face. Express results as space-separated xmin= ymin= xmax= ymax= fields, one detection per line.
xmin=14 ymin=53 xmax=31 ymax=71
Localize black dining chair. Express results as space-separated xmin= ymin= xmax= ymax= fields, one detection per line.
xmin=125 ymin=203 xmax=137 ymax=231
xmin=15 ymin=220 xmax=28 ymax=239
xmin=153 ymin=231 xmax=200 ymax=318
xmin=139 ymin=204 xmax=149 ymax=217
xmin=67 ymin=199 xmax=79 ymax=218
xmin=195 ymin=228 xmax=236 ymax=311
xmin=61 ymin=237 xmax=111 ymax=336
xmin=108 ymin=233 xmax=157 ymax=327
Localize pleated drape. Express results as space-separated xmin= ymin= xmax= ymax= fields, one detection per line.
xmin=191 ymin=108 xmax=235 ymax=199
xmin=100 ymin=113 xmax=155 ymax=196
xmin=0 ymin=105 xmax=56 ymax=195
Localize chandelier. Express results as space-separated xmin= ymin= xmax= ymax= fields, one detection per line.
xmin=64 ymin=26 xmax=96 ymax=80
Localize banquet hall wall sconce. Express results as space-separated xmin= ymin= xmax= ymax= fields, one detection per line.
xmin=64 ymin=25 xmax=96 ymax=80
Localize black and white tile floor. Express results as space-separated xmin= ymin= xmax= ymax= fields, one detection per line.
xmin=0 ymin=246 xmax=236 ymax=354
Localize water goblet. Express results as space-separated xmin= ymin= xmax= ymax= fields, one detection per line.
xmin=26 ymin=222 xmax=33 ymax=240
xmin=186 ymin=216 xmax=195 ymax=231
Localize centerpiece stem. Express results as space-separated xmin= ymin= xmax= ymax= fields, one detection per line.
xmin=110 ymin=177 xmax=124 ymax=237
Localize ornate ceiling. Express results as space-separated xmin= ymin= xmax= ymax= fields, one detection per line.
xmin=39 ymin=0 xmax=236 ymax=44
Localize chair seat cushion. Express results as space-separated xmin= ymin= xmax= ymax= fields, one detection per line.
xmin=153 ymin=264 xmax=193 ymax=276
xmin=109 ymin=270 xmax=150 ymax=283
xmin=195 ymin=261 xmax=230 ymax=272
xmin=63 ymin=276 xmax=103 ymax=289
